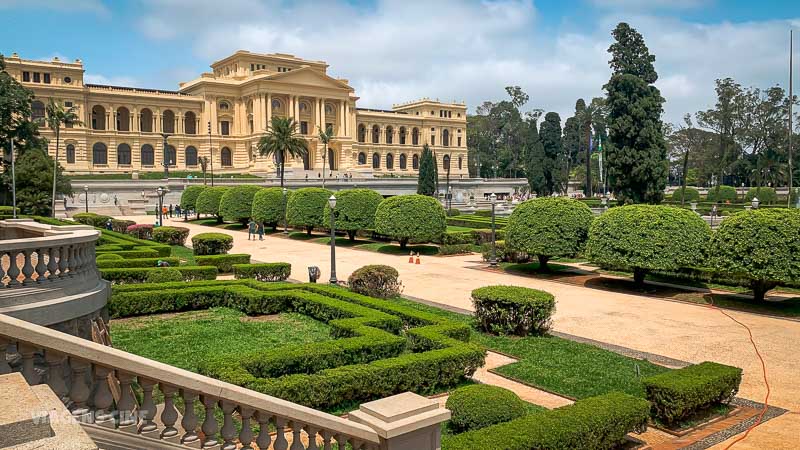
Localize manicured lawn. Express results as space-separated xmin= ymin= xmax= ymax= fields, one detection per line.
xmin=446 ymin=225 xmax=474 ymax=232
xmin=672 ymin=293 xmax=800 ymax=318
xmin=111 ymin=307 xmax=333 ymax=372
xmin=356 ymin=242 xmax=440 ymax=256
xmin=170 ymin=245 xmax=196 ymax=265
xmin=315 ymin=236 xmax=373 ymax=247
xmin=288 ymin=231 xmax=319 ymax=240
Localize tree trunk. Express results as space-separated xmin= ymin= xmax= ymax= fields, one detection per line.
xmin=216 ymin=215 xmax=223 ymax=224
xmin=399 ymin=238 xmax=408 ymax=250
xmin=680 ymin=150 xmax=690 ymax=206
xmin=348 ymin=230 xmax=356 ymax=241
xmin=537 ymin=255 xmax=550 ymax=272
xmin=751 ymin=279 xmax=777 ymax=302
xmin=633 ymin=268 xmax=648 ymax=285
xmin=306 ymin=226 xmax=313 ymax=236
xmin=280 ymin=151 xmax=285 ymax=188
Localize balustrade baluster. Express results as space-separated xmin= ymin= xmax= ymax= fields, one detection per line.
xmin=67 ymin=246 xmax=77 ymax=277
xmin=219 ymin=400 xmax=237 ymax=450
xmin=116 ymin=371 xmax=138 ymax=433
xmin=74 ymin=245 xmax=84 ymax=275
xmin=334 ymin=434 xmax=344 ymax=450
xmin=239 ymin=407 xmax=255 ymax=450
xmin=306 ymin=426 xmax=320 ymax=450
xmin=58 ymin=246 xmax=69 ymax=278
xmin=160 ymin=383 xmax=180 ymax=441
xmin=274 ymin=417 xmax=289 ymax=450
xmin=7 ymin=250 xmax=21 ymax=286
xmin=321 ymin=431 xmax=332 ymax=450
xmin=21 ymin=250 xmax=35 ymax=285
xmin=44 ymin=350 xmax=68 ymax=399
xmin=290 ymin=422 xmax=305 ymax=450
xmin=34 ymin=249 xmax=47 ymax=283
xmin=138 ymin=377 xmax=158 ymax=435
xmin=180 ymin=390 xmax=200 ymax=447
xmin=47 ymin=247 xmax=58 ymax=280
xmin=69 ymin=359 xmax=92 ymax=422
xmin=255 ymin=412 xmax=272 ymax=450
xmin=93 ymin=365 xmax=114 ymax=427
xmin=1 ymin=252 xmax=9 ymax=287
xmin=0 ymin=338 xmax=11 ymax=374
xmin=18 ymin=343 xmax=38 ymax=385
xmin=200 ymin=395 xmax=219 ymax=448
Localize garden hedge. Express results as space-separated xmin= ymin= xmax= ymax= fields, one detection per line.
xmin=0 ymin=206 xmax=18 ymax=215
xmin=286 ymin=187 xmax=332 ymax=235
xmin=708 ymin=209 xmax=800 ymax=301
xmin=322 ymin=188 xmax=384 ymax=240
xmin=95 ymin=248 xmax=161 ymax=259
xmin=108 ymin=280 xmax=485 ymax=410
xmin=191 ymin=232 xmax=233 ymax=255
xmin=195 ymin=254 xmax=251 ymax=273
xmin=180 ymin=185 xmax=207 ymax=213
xmin=446 ymin=214 xmax=508 ymax=230
xmin=96 ymin=229 xmax=170 ymax=257
xmin=745 ymin=187 xmax=778 ymax=205
xmin=72 ymin=212 xmax=112 ymax=227
xmin=196 ymin=186 xmax=229 ymax=222
xmin=374 ymin=195 xmax=447 ymax=249
xmin=705 ymin=185 xmax=738 ymax=203
xmin=506 ymin=198 xmax=594 ymax=271
xmin=145 ymin=268 xmax=184 ymax=283
xmin=111 ymin=219 xmax=135 ymax=234
xmin=219 ymin=184 xmax=263 ymax=224
xmin=643 ymin=362 xmax=742 ymax=425
xmin=442 ymin=392 xmax=650 ymax=450
xmin=151 ymin=226 xmax=190 ymax=246
xmin=96 ymin=253 xmax=123 ymax=261
xmin=126 ymin=224 xmax=153 ymax=240
xmin=671 ymin=187 xmax=700 ymax=203
xmin=251 ymin=187 xmax=288 ymax=230
xmin=446 ymin=384 xmax=528 ymax=432
xmin=439 ymin=244 xmax=474 ymax=255
xmin=96 ymin=257 xmax=180 ymax=269
xmin=472 ymin=285 xmax=555 ymax=336
xmin=232 ymin=263 xmax=291 ymax=282
xmin=586 ymin=205 xmax=712 ymax=284
xmin=347 ymin=265 xmax=402 ymax=298
xmin=100 ymin=266 xmax=217 ymax=284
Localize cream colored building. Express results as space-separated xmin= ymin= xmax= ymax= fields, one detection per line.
xmin=4 ymin=51 xmax=468 ymax=178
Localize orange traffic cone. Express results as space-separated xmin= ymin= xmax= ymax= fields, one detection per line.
xmin=408 ymin=251 xmax=414 ymax=263
xmin=415 ymin=254 xmax=421 ymax=265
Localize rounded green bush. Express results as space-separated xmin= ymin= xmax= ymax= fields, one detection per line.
xmin=251 ymin=187 xmax=288 ymax=230
xmin=152 ymin=226 xmax=190 ymax=246
xmin=472 ymin=285 xmax=555 ymax=335
xmin=73 ymin=212 xmax=112 ymax=227
xmin=191 ymin=232 xmax=234 ymax=256
xmin=110 ymin=219 xmax=135 ymax=234
xmin=745 ymin=187 xmax=778 ymax=205
xmin=586 ymin=205 xmax=711 ymax=284
xmin=196 ymin=187 xmax=230 ymax=221
xmin=708 ymin=209 xmax=800 ymax=301
xmin=180 ymin=185 xmax=208 ymax=211
xmin=671 ymin=187 xmax=700 ymax=203
xmin=96 ymin=253 xmax=124 ymax=261
xmin=145 ymin=268 xmax=184 ymax=283
xmin=323 ymin=189 xmax=384 ymax=240
xmin=347 ymin=265 xmax=402 ymax=298
xmin=446 ymin=384 xmax=528 ymax=433
xmin=287 ymin=187 xmax=332 ymax=234
xmin=219 ymin=185 xmax=263 ymax=224
xmin=506 ymin=198 xmax=593 ymax=270
xmin=374 ymin=194 xmax=446 ymax=249
xmin=705 ymin=185 xmax=738 ymax=203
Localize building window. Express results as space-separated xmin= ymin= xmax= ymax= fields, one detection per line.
xmin=399 ymin=153 xmax=407 ymax=170
xmin=271 ymin=99 xmax=281 ymax=110
xmin=399 ymin=127 xmax=406 ymax=145
xmin=91 ymin=105 xmax=106 ymax=130
xmin=372 ymin=153 xmax=380 ymax=169
xmin=219 ymin=102 xmax=230 ymax=111
xmin=162 ymin=110 xmax=175 ymax=134
xmin=386 ymin=127 xmax=393 ymax=144
xmin=140 ymin=108 xmax=153 ymax=132
xmin=65 ymin=101 xmax=73 ymax=107
xmin=300 ymin=121 xmax=308 ymax=135
xmin=412 ymin=154 xmax=419 ymax=170
xmin=165 ymin=145 xmax=176 ymax=166
xmin=221 ymin=147 xmax=232 ymax=166
xmin=412 ymin=128 xmax=419 ymax=145
xmin=443 ymin=129 xmax=450 ymax=147
xmin=358 ymin=124 xmax=366 ymax=143
xmin=66 ymin=144 xmax=76 ymax=164
xmin=358 ymin=152 xmax=366 ymax=165
xmin=185 ymin=112 xmax=197 ymax=134
xmin=221 ymin=121 xmax=230 ymax=136
xmin=443 ymin=155 xmax=450 ymax=171
xmin=43 ymin=73 xmax=51 ymax=84
xmin=33 ymin=72 xmax=40 ymax=83
xmin=117 ymin=144 xmax=132 ymax=165
xmin=22 ymin=71 xmax=30 ymax=82
xmin=325 ymin=123 xmax=333 ymax=134
xmin=31 ymin=101 xmax=45 ymax=124
xmin=431 ymin=135 xmax=436 ymax=146
xmin=141 ymin=144 xmax=155 ymax=166
xmin=185 ymin=146 xmax=198 ymax=166
xmin=92 ymin=143 xmax=108 ymax=165
xmin=458 ymin=156 xmax=463 ymax=170
xmin=372 ymin=125 xmax=379 ymax=144
xmin=386 ymin=153 xmax=394 ymax=169
xmin=328 ymin=148 xmax=336 ymax=171
xmin=458 ymin=137 xmax=462 ymax=147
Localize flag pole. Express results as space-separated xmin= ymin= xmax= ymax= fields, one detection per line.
xmin=11 ymin=138 xmax=17 ymax=219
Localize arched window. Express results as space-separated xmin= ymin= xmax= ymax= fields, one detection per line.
xmin=185 ymin=112 xmax=197 ymax=134
xmin=185 ymin=146 xmax=198 ymax=166
xmin=412 ymin=128 xmax=419 ymax=146
xmin=358 ymin=152 xmax=366 ymax=165
xmin=325 ymin=103 xmax=335 ymax=115
xmin=66 ymin=144 xmax=76 ymax=164
xmin=221 ymin=147 xmax=232 ymax=167
xmin=372 ymin=152 xmax=380 ymax=169
xmin=165 ymin=145 xmax=176 ymax=166
xmin=219 ymin=101 xmax=230 ymax=111
xmin=31 ymin=101 xmax=46 ymax=124
xmin=399 ymin=127 xmax=406 ymax=145
xmin=141 ymin=144 xmax=155 ymax=166
xmin=92 ymin=142 xmax=107 ymax=165
xmin=443 ymin=129 xmax=450 ymax=147
xmin=116 ymin=107 xmax=130 ymax=131
xmin=328 ymin=147 xmax=336 ymax=171
xmin=271 ymin=99 xmax=282 ymax=113
xmin=91 ymin=105 xmax=106 ymax=130
xmin=386 ymin=153 xmax=394 ymax=169
xmin=140 ymin=108 xmax=153 ymax=132
xmin=458 ymin=156 xmax=463 ymax=170
xmin=302 ymin=152 xmax=310 ymax=170
xmin=358 ymin=124 xmax=366 ymax=143
xmin=443 ymin=155 xmax=451 ymax=171
xmin=412 ymin=154 xmax=420 ymax=170
xmin=372 ymin=125 xmax=380 ymax=144
xmin=386 ymin=126 xmax=393 ymax=144
xmin=399 ymin=153 xmax=407 ymax=170
xmin=162 ymin=110 xmax=175 ymax=134
xmin=117 ymin=143 xmax=132 ymax=165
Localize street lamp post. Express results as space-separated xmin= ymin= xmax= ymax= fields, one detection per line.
xmin=282 ymin=187 xmax=289 ymax=235
xmin=328 ymin=194 xmax=338 ymax=285
xmin=10 ymin=138 xmax=17 ymax=218
xmin=156 ymin=187 xmax=163 ymax=226
xmin=208 ymin=121 xmax=215 ymax=187
xmin=161 ymin=134 xmax=171 ymax=179
xmin=489 ymin=193 xmax=498 ymax=267
xmin=83 ymin=185 xmax=89 ymax=213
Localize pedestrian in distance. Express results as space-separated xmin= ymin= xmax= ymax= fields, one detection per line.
xmin=248 ymin=218 xmax=257 ymax=240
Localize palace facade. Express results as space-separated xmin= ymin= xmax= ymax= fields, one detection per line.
xmin=4 ymin=51 xmax=468 ymax=177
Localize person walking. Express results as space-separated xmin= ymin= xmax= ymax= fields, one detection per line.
xmin=169 ymin=204 xmax=173 ymax=218
xmin=257 ymin=221 xmax=265 ymax=241
xmin=248 ymin=218 xmax=257 ymax=240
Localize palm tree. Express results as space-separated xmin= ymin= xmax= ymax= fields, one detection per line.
xmin=257 ymin=116 xmax=308 ymax=187
xmin=198 ymin=156 xmax=209 ymax=185
xmin=45 ymin=98 xmax=82 ymax=217
xmin=318 ymin=125 xmax=334 ymax=188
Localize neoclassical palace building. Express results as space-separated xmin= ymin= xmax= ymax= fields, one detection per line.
xmin=4 ymin=51 xmax=468 ymax=178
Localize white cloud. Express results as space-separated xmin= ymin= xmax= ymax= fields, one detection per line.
xmin=590 ymin=0 xmax=711 ymax=10
xmin=84 ymin=73 xmax=140 ymax=87
xmin=0 ymin=0 xmax=110 ymax=17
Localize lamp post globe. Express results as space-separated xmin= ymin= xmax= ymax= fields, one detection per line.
xmin=328 ymin=194 xmax=338 ymax=285
xmin=489 ymin=193 xmax=498 ymax=267
xmin=83 ymin=185 xmax=89 ymax=213
xmin=752 ymin=197 xmax=760 ymax=210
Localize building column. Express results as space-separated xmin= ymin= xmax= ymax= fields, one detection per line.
xmin=338 ymin=101 xmax=345 ymax=137
xmin=320 ymin=98 xmax=326 ymax=134
xmin=266 ymin=93 xmax=272 ymax=128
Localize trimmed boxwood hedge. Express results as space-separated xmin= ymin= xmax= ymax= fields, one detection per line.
xmin=472 ymin=285 xmax=555 ymax=336
xmin=287 ymin=187 xmax=332 ymax=235
xmin=442 ymin=392 xmax=650 ymax=450
xmin=643 ymin=362 xmax=742 ymax=425
xmin=671 ymin=187 xmax=700 ymax=203
xmin=151 ymin=226 xmax=190 ymax=246
xmin=251 ymin=187 xmax=288 ymax=230
xmin=196 ymin=186 xmax=229 ymax=222
xmin=180 ymin=185 xmax=207 ymax=212
xmin=706 ymin=185 xmax=738 ymax=202
xmin=446 ymin=384 xmax=528 ymax=432
xmin=110 ymin=219 xmax=135 ymax=234
xmin=745 ymin=187 xmax=778 ymax=205
xmin=219 ymin=184 xmax=263 ymax=224
xmin=95 ymin=248 xmax=161 ymax=259
xmin=100 ymin=266 xmax=218 ymax=284
xmin=96 ymin=253 xmax=123 ymax=261
xmin=191 ymin=232 xmax=234 ymax=255
xmin=96 ymin=257 xmax=180 ymax=269
xmin=195 ymin=254 xmax=251 ymax=273
xmin=96 ymin=229 xmax=171 ymax=257
xmin=374 ymin=194 xmax=447 ymax=249
xmin=323 ymin=188 xmax=384 ymax=240
xmin=109 ymin=280 xmax=484 ymax=410
xmin=73 ymin=212 xmax=112 ymax=227
xmin=233 ymin=263 xmax=291 ymax=282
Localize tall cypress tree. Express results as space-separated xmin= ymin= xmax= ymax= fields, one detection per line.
xmin=604 ymin=23 xmax=668 ymax=204
xmin=539 ymin=112 xmax=563 ymax=195
xmin=525 ymin=117 xmax=547 ymax=195
xmin=417 ymin=144 xmax=436 ymax=196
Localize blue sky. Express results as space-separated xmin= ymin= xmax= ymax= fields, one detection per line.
xmin=1 ymin=0 xmax=797 ymax=124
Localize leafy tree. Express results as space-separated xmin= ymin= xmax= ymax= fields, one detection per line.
xmin=45 ymin=98 xmax=81 ymax=216
xmin=374 ymin=194 xmax=446 ymax=249
xmin=287 ymin=187 xmax=332 ymax=235
xmin=180 ymin=185 xmax=207 ymax=218
xmin=219 ymin=184 xmax=262 ymax=224
xmin=251 ymin=187 xmax=288 ymax=230
xmin=198 ymin=156 xmax=209 ymax=185
xmin=323 ymin=188 xmax=384 ymax=240
xmin=196 ymin=186 xmax=229 ymax=223
xmin=0 ymin=148 xmax=71 ymax=216
xmin=524 ymin=116 xmax=547 ymax=195
xmin=605 ymin=23 xmax=668 ymax=204
xmin=538 ymin=112 xmax=563 ymax=195
xmin=318 ymin=125 xmax=333 ymax=187
xmin=257 ymin=116 xmax=308 ymax=187
xmin=417 ymin=144 xmax=436 ymax=196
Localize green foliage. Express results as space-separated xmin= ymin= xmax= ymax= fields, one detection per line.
xmin=745 ymin=187 xmax=778 ymax=204
xmin=191 ymin=232 xmax=233 ymax=256
xmin=323 ymin=189 xmax=384 ymax=240
xmin=446 ymin=214 xmax=508 ymax=230
xmin=0 ymin=206 xmax=17 ymax=215
xmin=480 ymin=240 xmax=531 ymax=264
xmin=506 ymin=198 xmax=593 ymax=269
xmin=441 ymin=231 xmax=474 ymax=245
xmin=586 ymin=205 xmax=711 ymax=283
xmin=180 ymin=185 xmax=207 ymax=211
xmin=96 ymin=257 xmax=180 ymax=269
xmin=219 ymin=184 xmax=262 ymax=223
xmin=347 ymin=265 xmax=402 ymax=298
xmin=446 ymin=384 xmax=528 ymax=433
xmin=472 ymin=285 xmax=555 ymax=336
xmin=257 ymin=116 xmax=308 ymax=187
xmin=705 ymin=185 xmax=738 ymax=202
xmin=286 ymin=187 xmax=332 ymax=234
xmin=73 ymin=212 xmax=112 ymax=227
xmin=96 ymin=253 xmax=123 ymax=261
xmin=643 ymin=362 xmax=742 ymax=425
xmin=95 ymin=248 xmax=160 ymax=259
xmin=100 ymin=266 xmax=217 ymax=284
xmin=417 ymin=144 xmax=437 ymax=196
xmin=251 ymin=187 xmax=287 ymax=229
xmin=671 ymin=187 xmax=700 ymax=202
xmin=145 ymin=268 xmax=184 ymax=284
xmin=151 ymin=226 xmax=189 ymax=246
xmin=708 ymin=209 xmax=800 ymax=301
xmin=232 ymin=263 xmax=291 ymax=282
xmin=97 ymin=228 xmax=171 ymax=256
xmin=125 ymin=224 xmax=153 ymax=240
xmin=195 ymin=187 xmax=229 ymax=220
xmin=1 ymin=149 xmax=71 ymax=216
xmin=442 ymin=392 xmax=650 ymax=450
xmin=195 ymin=254 xmax=251 ymax=273
xmin=110 ymin=219 xmax=135 ymax=233
xmin=374 ymin=194 xmax=447 ymax=248
xmin=439 ymin=244 xmax=474 ymax=255
xmin=538 ymin=112 xmax=564 ymax=195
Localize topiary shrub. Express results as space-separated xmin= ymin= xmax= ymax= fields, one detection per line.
xmin=192 ymin=232 xmax=234 ymax=255
xmin=472 ymin=285 xmax=555 ymax=336
xmin=745 ymin=187 xmax=778 ymax=205
xmin=111 ymin=219 xmax=135 ymax=233
xmin=180 ymin=185 xmax=207 ymax=217
xmin=152 ymin=226 xmax=190 ymax=246
xmin=374 ymin=194 xmax=447 ymax=249
xmin=323 ymin=189 xmax=384 ymax=241
xmin=251 ymin=187 xmax=288 ymax=231
xmin=96 ymin=253 xmax=124 ymax=261
xmin=233 ymin=263 xmax=291 ymax=282
xmin=586 ymin=205 xmax=711 ymax=284
xmin=705 ymin=185 xmax=738 ymax=203
xmin=347 ymin=265 xmax=402 ymax=298
xmin=219 ymin=184 xmax=262 ymax=224
xmin=196 ymin=186 xmax=230 ymax=223
xmin=73 ymin=212 xmax=112 ymax=227
xmin=145 ymin=268 xmax=184 ymax=284
xmin=708 ymin=209 xmax=800 ymax=301
xmin=287 ymin=187 xmax=332 ymax=235
xmin=195 ymin=254 xmax=251 ymax=273
xmin=671 ymin=187 xmax=700 ymax=203
xmin=0 ymin=206 xmax=18 ymax=215
xmin=446 ymin=384 xmax=528 ymax=433
xmin=126 ymin=223 xmax=154 ymax=240
xmin=439 ymin=244 xmax=474 ymax=255
xmin=506 ymin=198 xmax=594 ymax=271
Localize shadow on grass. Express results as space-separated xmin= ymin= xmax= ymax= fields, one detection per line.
xmin=315 ymin=237 xmax=373 ymax=247
xmin=288 ymin=231 xmax=319 ymax=241
xmin=502 ymin=262 xmax=578 ymax=276
xmin=356 ymin=243 xmax=440 ymax=256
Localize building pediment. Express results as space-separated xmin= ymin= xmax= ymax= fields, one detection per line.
xmin=264 ymin=67 xmax=353 ymax=91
